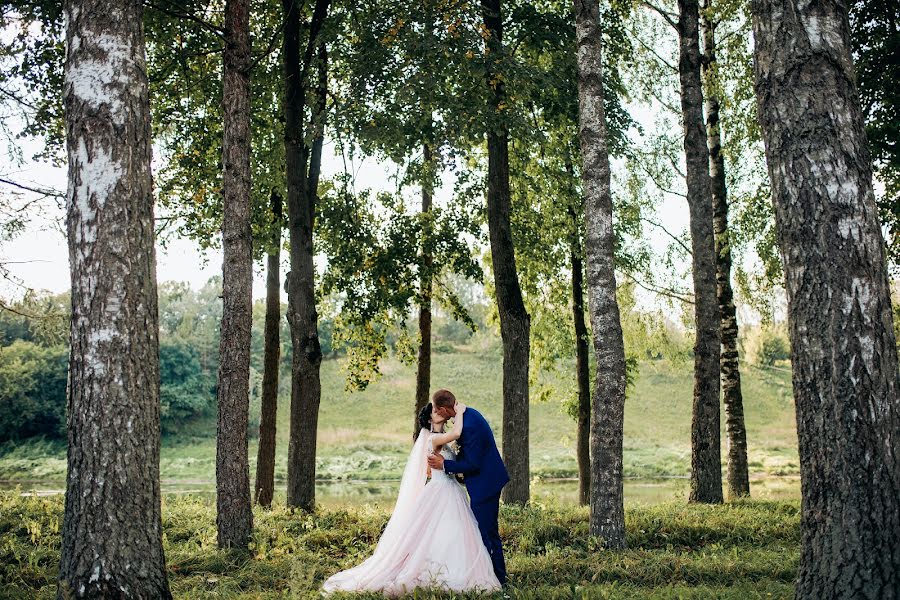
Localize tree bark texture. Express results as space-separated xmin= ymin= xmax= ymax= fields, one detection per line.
xmin=59 ymin=0 xmax=171 ymax=596
xmin=254 ymin=191 xmax=282 ymax=508
xmin=284 ymin=0 xmax=329 ymax=511
xmin=751 ymin=0 xmax=900 ymax=596
xmin=216 ymin=0 xmax=254 ymax=549
xmin=678 ymin=0 xmax=724 ymax=504
xmin=481 ymin=0 xmax=531 ymax=506
xmin=700 ymin=0 xmax=750 ymax=499
xmin=414 ymin=142 xmax=434 ymax=438
xmin=574 ymin=0 xmax=629 ymax=549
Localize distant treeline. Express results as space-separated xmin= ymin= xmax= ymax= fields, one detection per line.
xmin=0 ymin=277 xmax=490 ymax=443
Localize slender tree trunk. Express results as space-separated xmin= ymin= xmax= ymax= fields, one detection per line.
xmin=700 ymin=1 xmax=750 ymax=499
xmin=58 ymin=0 xmax=171 ymax=596
xmin=678 ymin=0 xmax=724 ymax=504
xmin=572 ymin=234 xmax=591 ymax=508
xmin=481 ymin=0 xmax=531 ymax=506
xmin=284 ymin=0 xmax=329 ymax=510
xmin=414 ymin=142 xmax=434 ymax=438
xmin=567 ymin=198 xmax=591 ymax=507
xmin=254 ymin=191 xmax=282 ymax=508
xmin=216 ymin=0 xmax=254 ymax=548
xmin=574 ymin=0 xmax=629 ymax=549
xmin=751 ymin=0 xmax=900 ymax=595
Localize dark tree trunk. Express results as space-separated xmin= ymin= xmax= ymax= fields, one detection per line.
xmin=567 ymin=198 xmax=591 ymax=507
xmin=481 ymin=0 xmax=531 ymax=506
xmin=572 ymin=234 xmax=591 ymax=508
xmin=254 ymin=191 xmax=282 ymax=508
xmin=216 ymin=0 xmax=254 ymax=549
xmin=678 ymin=0 xmax=724 ymax=504
xmin=751 ymin=0 xmax=900 ymax=595
xmin=58 ymin=0 xmax=171 ymax=596
xmin=574 ymin=0 xmax=629 ymax=549
xmin=414 ymin=142 xmax=434 ymax=438
xmin=284 ymin=0 xmax=329 ymax=511
xmin=700 ymin=2 xmax=750 ymax=499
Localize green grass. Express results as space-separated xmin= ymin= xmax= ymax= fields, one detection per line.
xmin=0 ymin=350 xmax=799 ymax=485
xmin=0 ymin=491 xmax=800 ymax=599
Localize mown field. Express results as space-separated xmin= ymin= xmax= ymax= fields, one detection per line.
xmin=0 ymin=491 xmax=800 ymax=599
xmin=0 ymin=348 xmax=799 ymax=487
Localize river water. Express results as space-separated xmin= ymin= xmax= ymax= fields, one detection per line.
xmin=3 ymin=476 xmax=799 ymax=506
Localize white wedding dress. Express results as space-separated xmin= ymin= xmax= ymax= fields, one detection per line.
xmin=322 ymin=429 xmax=501 ymax=596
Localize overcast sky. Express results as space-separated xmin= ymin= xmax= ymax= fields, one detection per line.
xmin=0 ymin=101 xmax=692 ymax=315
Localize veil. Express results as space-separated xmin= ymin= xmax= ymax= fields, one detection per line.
xmin=374 ymin=428 xmax=431 ymax=548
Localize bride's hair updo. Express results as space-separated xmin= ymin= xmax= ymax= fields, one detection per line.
xmin=417 ymin=403 xmax=433 ymax=431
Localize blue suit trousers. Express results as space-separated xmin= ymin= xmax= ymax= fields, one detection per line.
xmin=471 ymin=493 xmax=506 ymax=585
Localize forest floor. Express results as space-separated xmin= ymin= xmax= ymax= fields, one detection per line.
xmin=0 ymin=350 xmax=799 ymax=488
xmin=1 ymin=492 xmax=800 ymax=599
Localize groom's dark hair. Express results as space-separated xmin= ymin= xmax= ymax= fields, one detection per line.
xmin=432 ymin=389 xmax=456 ymax=408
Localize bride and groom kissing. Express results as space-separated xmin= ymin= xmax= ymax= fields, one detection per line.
xmin=323 ymin=389 xmax=510 ymax=596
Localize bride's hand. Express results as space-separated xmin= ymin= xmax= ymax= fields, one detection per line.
xmin=456 ymin=402 xmax=467 ymax=414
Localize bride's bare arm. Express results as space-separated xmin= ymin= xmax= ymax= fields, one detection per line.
xmin=430 ymin=403 xmax=466 ymax=447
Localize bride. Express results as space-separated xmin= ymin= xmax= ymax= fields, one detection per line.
xmin=322 ymin=402 xmax=501 ymax=596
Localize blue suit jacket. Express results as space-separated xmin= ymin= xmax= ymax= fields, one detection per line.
xmin=443 ymin=407 xmax=509 ymax=503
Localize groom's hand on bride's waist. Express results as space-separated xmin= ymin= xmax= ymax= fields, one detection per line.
xmin=427 ymin=453 xmax=445 ymax=470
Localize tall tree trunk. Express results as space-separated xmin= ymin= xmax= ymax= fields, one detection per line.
xmin=58 ymin=0 xmax=171 ymax=596
xmin=678 ymin=0 xmax=724 ymax=504
xmin=574 ymin=0 xmax=629 ymax=549
xmin=572 ymin=228 xmax=591 ymax=508
xmin=566 ymin=196 xmax=591 ymax=507
xmin=216 ymin=0 xmax=254 ymax=548
xmin=751 ymin=0 xmax=900 ymax=595
xmin=414 ymin=142 xmax=434 ymax=438
xmin=254 ymin=191 xmax=282 ymax=508
xmin=481 ymin=0 xmax=531 ymax=506
xmin=284 ymin=0 xmax=329 ymax=510
xmin=700 ymin=1 xmax=750 ymax=499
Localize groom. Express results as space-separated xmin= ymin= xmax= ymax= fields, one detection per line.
xmin=427 ymin=389 xmax=509 ymax=586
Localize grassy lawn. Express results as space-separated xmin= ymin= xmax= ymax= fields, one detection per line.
xmin=0 ymin=349 xmax=798 ymax=485
xmin=0 ymin=491 xmax=800 ymax=599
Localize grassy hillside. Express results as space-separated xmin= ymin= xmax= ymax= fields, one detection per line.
xmin=0 ymin=348 xmax=799 ymax=486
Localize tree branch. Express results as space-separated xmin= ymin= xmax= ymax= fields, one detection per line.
xmin=640 ymin=216 xmax=692 ymax=256
xmin=0 ymin=299 xmax=39 ymax=318
xmin=249 ymin=16 xmax=288 ymax=72
xmin=623 ymin=271 xmax=694 ymax=304
xmin=642 ymin=0 xmax=678 ymax=29
xmin=634 ymin=160 xmax=687 ymax=198
xmin=299 ymin=0 xmax=332 ymax=84
xmin=628 ymin=26 xmax=678 ymax=73
xmin=646 ymin=86 xmax=680 ymax=114
xmin=668 ymin=155 xmax=686 ymax=179
xmin=144 ymin=0 xmax=225 ymax=35
xmin=0 ymin=177 xmax=64 ymax=199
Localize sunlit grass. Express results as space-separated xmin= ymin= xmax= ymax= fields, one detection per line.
xmin=0 ymin=491 xmax=799 ymax=599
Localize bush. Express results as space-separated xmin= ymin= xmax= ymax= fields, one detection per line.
xmin=756 ymin=330 xmax=791 ymax=366
xmin=0 ymin=341 xmax=67 ymax=442
xmin=159 ymin=338 xmax=216 ymax=431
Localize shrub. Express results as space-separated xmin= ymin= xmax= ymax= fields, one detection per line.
xmin=0 ymin=341 xmax=67 ymax=442
xmin=159 ymin=338 xmax=216 ymax=431
xmin=756 ymin=330 xmax=790 ymax=366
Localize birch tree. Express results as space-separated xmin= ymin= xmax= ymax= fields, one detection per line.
xmin=574 ymin=0 xmax=629 ymax=548
xmin=752 ymin=0 xmax=900 ymax=595
xmin=58 ymin=0 xmax=171 ymax=595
